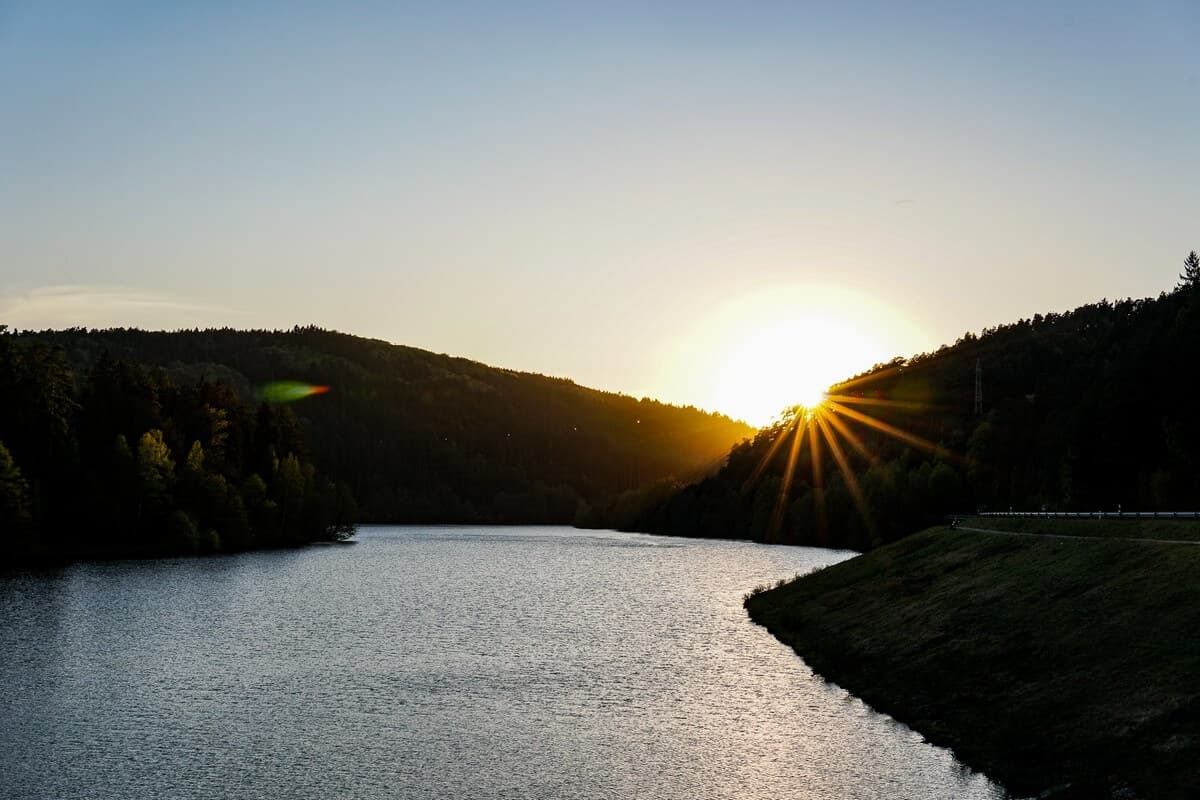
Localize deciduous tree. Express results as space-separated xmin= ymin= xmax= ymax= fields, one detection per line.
xmin=0 ymin=440 xmax=32 ymax=545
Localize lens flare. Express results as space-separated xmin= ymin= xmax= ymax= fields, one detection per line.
xmin=746 ymin=367 xmax=961 ymax=543
xmin=257 ymin=381 xmax=330 ymax=404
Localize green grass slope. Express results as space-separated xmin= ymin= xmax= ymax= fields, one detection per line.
xmin=745 ymin=526 xmax=1200 ymax=799
xmin=960 ymin=516 xmax=1200 ymax=542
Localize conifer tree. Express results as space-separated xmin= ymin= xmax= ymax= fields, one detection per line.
xmin=1181 ymin=250 xmax=1200 ymax=288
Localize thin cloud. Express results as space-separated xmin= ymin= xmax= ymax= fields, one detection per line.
xmin=0 ymin=285 xmax=245 ymax=330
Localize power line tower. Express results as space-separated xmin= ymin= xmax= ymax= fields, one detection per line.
xmin=974 ymin=358 xmax=983 ymax=415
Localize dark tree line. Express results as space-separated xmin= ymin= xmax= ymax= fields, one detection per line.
xmin=0 ymin=331 xmax=355 ymax=562
xmin=638 ymin=254 xmax=1200 ymax=550
xmin=6 ymin=325 xmax=751 ymax=528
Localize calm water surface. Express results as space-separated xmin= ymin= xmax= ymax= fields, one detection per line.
xmin=0 ymin=526 xmax=1006 ymax=799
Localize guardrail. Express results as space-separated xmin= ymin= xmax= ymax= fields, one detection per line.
xmin=949 ymin=511 xmax=1200 ymax=520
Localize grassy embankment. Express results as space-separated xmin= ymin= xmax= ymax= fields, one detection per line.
xmin=960 ymin=516 xmax=1200 ymax=542
xmin=745 ymin=521 xmax=1200 ymax=800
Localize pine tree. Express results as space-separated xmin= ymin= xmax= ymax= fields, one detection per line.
xmin=1181 ymin=250 xmax=1200 ymax=289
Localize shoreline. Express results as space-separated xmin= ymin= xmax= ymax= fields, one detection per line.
xmin=745 ymin=525 xmax=1200 ymax=800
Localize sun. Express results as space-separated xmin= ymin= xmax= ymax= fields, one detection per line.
xmin=796 ymin=385 xmax=828 ymax=411
xmin=709 ymin=316 xmax=872 ymax=426
xmin=677 ymin=286 xmax=925 ymax=428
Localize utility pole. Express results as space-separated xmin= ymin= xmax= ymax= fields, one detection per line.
xmin=974 ymin=358 xmax=983 ymax=416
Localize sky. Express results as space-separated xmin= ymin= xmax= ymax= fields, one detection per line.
xmin=2 ymin=1 xmax=1198 ymax=425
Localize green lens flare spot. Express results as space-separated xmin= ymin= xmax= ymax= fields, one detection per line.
xmin=257 ymin=381 xmax=330 ymax=404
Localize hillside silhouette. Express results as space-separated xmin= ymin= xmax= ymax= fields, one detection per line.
xmin=2 ymin=326 xmax=752 ymax=532
xmin=638 ymin=257 xmax=1200 ymax=550
xmin=0 ymin=336 xmax=354 ymax=560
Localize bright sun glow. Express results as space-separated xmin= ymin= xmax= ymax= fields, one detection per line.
xmin=711 ymin=315 xmax=875 ymax=426
xmin=795 ymin=385 xmax=828 ymax=411
xmin=664 ymin=285 xmax=928 ymax=428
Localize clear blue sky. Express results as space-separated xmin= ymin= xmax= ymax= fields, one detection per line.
xmin=2 ymin=1 xmax=1197 ymax=421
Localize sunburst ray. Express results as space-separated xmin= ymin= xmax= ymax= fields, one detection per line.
xmin=768 ymin=415 xmax=809 ymax=538
xmin=824 ymin=393 xmax=933 ymax=412
xmin=828 ymin=362 xmax=906 ymax=394
xmin=821 ymin=407 xmax=875 ymax=464
xmin=825 ymin=399 xmax=959 ymax=464
xmin=815 ymin=411 xmax=876 ymax=537
xmin=741 ymin=413 xmax=799 ymax=495
xmin=809 ymin=410 xmax=827 ymax=542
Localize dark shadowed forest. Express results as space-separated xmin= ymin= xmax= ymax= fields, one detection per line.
xmin=637 ymin=257 xmax=1200 ymax=550
xmin=0 ymin=326 xmax=751 ymax=559
xmin=0 ymin=337 xmax=355 ymax=560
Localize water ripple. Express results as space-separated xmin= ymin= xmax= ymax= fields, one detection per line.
xmin=0 ymin=526 xmax=1008 ymax=799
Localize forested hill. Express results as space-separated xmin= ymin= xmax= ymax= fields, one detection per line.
xmin=638 ymin=266 xmax=1200 ymax=551
xmin=8 ymin=326 xmax=752 ymax=524
xmin=1 ymin=334 xmax=355 ymax=561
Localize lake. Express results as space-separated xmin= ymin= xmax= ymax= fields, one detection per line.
xmin=0 ymin=526 xmax=1006 ymax=799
